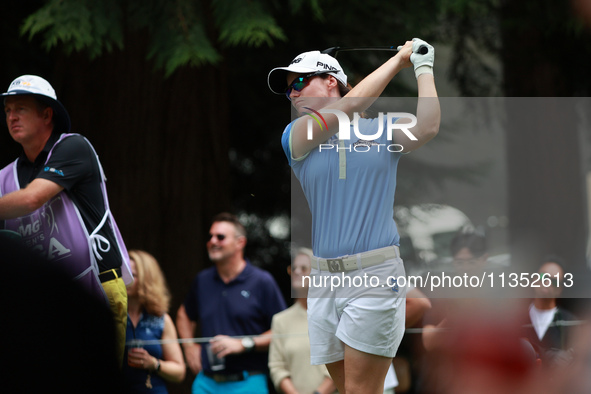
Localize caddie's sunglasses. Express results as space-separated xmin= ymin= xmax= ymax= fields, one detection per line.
xmin=208 ymin=234 xmax=226 ymax=242
xmin=285 ymin=72 xmax=327 ymax=100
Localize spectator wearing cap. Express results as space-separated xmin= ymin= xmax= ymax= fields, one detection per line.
xmin=0 ymin=75 xmax=133 ymax=366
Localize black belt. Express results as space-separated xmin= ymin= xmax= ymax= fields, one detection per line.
xmin=99 ymin=268 xmax=122 ymax=283
xmin=203 ymin=370 xmax=264 ymax=383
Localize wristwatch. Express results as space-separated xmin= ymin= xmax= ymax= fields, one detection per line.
xmin=241 ymin=337 xmax=255 ymax=353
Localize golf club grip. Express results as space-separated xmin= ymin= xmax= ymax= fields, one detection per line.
xmin=418 ymin=45 xmax=428 ymax=55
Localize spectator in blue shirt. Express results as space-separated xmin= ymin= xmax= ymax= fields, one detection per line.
xmin=176 ymin=212 xmax=287 ymax=394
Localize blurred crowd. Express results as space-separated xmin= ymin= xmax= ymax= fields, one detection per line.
xmin=4 ymin=217 xmax=590 ymax=394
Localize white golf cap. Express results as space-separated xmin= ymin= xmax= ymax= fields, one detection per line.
xmin=268 ymin=50 xmax=348 ymax=95
xmin=1 ymin=75 xmax=71 ymax=133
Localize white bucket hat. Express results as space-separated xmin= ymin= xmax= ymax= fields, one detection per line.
xmin=1 ymin=75 xmax=71 ymax=133
xmin=268 ymin=51 xmax=348 ymax=95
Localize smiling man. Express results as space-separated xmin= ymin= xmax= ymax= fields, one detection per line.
xmin=0 ymin=75 xmax=133 ymax=366
xmin=176 ymin=212 xmax=286 ymax=394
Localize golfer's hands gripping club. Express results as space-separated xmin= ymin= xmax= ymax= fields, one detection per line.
xmin=397 ymin=38 xmax=435 ymax=79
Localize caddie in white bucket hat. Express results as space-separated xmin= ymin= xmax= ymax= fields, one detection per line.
xmin=1 ymin=75 xmax=71 ymax=133
xmin=0 ymin=74 xmax=134 ymax=368
xmin=267 ymin=50 xmax=348 ymax=96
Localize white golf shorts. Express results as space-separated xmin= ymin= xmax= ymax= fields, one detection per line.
xmin=306 ymin=256 xmax=407 ymax=365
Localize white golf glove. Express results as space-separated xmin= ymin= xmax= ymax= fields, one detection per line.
xmin=409 ymin=38 xmax=434 ymax=79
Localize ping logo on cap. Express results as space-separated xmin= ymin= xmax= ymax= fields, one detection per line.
xmin=316 ymin=62 xmax=338 ymax=71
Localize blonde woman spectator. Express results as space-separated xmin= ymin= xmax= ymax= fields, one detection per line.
xmin=123 ymin=250 xmax=185 ymax=393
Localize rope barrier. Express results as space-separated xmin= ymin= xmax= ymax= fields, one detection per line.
xmin=126 ymin=320 xmax=586 ymax=346
xmin=127 ymin=333 xmax=309 ymax=347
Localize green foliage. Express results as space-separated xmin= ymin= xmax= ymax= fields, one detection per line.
xmin=213 ymin=0 xmax=286 ymax=47
xmin=21 ymin=0 xmax=124 ymax=58
xmin=21 ymin=0 xmax=323 ymax=76
xmin=285 ymin=0 xmax=323 ymax=19
xmin=142 ymin=0 xmax=222 ymax=76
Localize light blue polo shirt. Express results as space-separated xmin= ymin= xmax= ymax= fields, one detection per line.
xmin=282 ymin=116 xmax=402 ymax=259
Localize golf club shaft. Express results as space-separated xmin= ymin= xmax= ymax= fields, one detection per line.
xmin=322 ymin=45 xmax=428 ymax=57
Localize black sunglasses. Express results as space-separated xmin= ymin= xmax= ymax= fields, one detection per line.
xmin=208 ymin=234 xmax=226 ymax=242
xmin=285 ymin=72 xmax=330 ymax=100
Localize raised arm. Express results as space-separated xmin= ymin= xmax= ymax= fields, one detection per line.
xmin=290 ymin=48 xmax=409 ymax=158
xmin=396 ymin=53 xmax=440 ymax=152
xmin=290 ymin=38 xmax=439 ymax=158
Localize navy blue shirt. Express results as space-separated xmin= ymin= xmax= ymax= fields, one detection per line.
xmin=183 ymin=261 xmax=286 ymax=374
